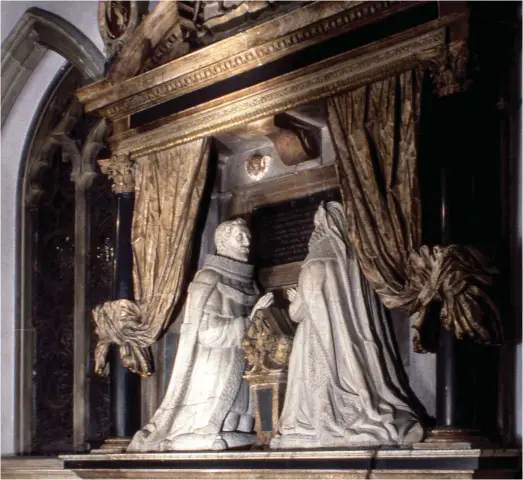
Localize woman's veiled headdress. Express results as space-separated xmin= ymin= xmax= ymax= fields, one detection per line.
xmin=312 ymin=201 xmax=351 ymax=253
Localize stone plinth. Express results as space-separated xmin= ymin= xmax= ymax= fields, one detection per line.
xmin=59 ymin=448 xmax=521 ymax=479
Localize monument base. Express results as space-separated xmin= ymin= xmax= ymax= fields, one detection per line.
xmin=60 ymin=447 xmax=521 ymax=479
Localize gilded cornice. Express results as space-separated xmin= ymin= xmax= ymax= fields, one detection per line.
xmin=109 ymin=20 xmax=450 ymax=159
xmin=76 ymin=1 xmax=421 ymax=120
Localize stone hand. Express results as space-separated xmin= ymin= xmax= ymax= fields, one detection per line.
xmin=285 ymin=287 xmax=297 ymax=302
xmin=249 ymin=292 xmax=274 ymax=321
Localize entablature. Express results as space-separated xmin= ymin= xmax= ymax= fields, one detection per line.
xmin=75 ymin=1 xmax=471 ymax=162
xmin=76 ymin=1 xmax=434 ymax=121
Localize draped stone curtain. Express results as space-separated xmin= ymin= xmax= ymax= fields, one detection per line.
xmin=327 ymin=70 xmax=502 ymax=352
xmin=93 ymin=138 xmax=210 ymax=375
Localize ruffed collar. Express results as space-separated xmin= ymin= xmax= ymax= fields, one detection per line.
xmin=204 ymin=254 xmax=254 ymax=282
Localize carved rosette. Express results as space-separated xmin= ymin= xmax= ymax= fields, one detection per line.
xmin=98 ymin=154 xmax=135 ymax=194
xmin=245 ymin=155 xmax=271 ymax=181
xmin=428 ymin=40 xmax=470 ymax=97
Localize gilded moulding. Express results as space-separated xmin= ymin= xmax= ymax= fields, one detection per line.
xmin=428 ymin=39 xmax=471 ymax=96
xmin=109 ymin=23 xmax=448 ymax=159
xmin=76 ymin=1 xmax=419 ymax=119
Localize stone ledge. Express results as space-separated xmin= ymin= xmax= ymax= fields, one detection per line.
xmin=1 ymin=457 xmax=79 ymax=479
xmin=58 ymin=447 xmax=521 ymax=479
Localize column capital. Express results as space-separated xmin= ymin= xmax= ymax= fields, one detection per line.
xmin=427 ymin=40 xmax=470 ymax=97
xmin=98 ymin=154 xmax=135 ymax=194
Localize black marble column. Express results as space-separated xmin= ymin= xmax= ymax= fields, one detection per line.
xmin=434 ymin=161 xmax=464 ymax=432
xmin=110 ymin=192 xmax=141 ymax=437
xmin=426 ymin=91 xmax=498 ymax=444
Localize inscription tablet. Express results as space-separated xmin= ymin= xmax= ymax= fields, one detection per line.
xmin=251 ymin=189 xmax=341 ymax=268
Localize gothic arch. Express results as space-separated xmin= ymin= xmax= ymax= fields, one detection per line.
xmin=1 ymin=7 xmax=104 ymax=126
xmin=16 ymin=66 xmax=113 ymax=453
xmin=12 ymin=9 xmax=109 ymax=453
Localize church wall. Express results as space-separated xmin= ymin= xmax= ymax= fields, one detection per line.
xmin=1 ymin=49 xmax=64 ymax=455
xmin=1 ymin=1 xmax=102 ymax=455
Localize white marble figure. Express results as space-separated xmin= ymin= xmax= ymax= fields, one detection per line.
xmin=270 ymin=202 xmax=424 ymax=449
xmin=128 ymin=218 xmax=273 ymax=451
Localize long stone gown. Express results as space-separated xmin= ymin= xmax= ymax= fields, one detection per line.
xmin=271 ymin=202 xmax=424 ymax=449
xmin=128 ymin=254 xmax=259 ymax=451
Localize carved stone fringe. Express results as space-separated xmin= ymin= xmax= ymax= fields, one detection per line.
xmin=392 ymin=245 xmax=502 ymax=353
xmin=93 ymin=299 xmax=155 ymax=376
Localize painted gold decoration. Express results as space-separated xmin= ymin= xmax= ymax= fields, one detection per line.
xmin=327 ymin=71 xmax=501 ymax=353
xmin=107 ymin=2 xmax=186 ymax=84
xmin=427 ymin=40 xmax=470 ymax=96
xmin=105 ymin=2 xmax=131 ymax=39
xmin=93 ymin=139 xmax=210 ymax=375
xmin=139 ymin=25 xmax=191 ymax=74
xmin=190 ymin=1 xmax=277 ymax=35
xmin=110 ymin=27 xmax=447 ymax=158
xmin=98 ymin=154 xmax=136 ymax=193
xmin=77 ymin=1 xmax=422 ymax=117
xmin=98 ymin=1 xmax=149 ymax=59
xmin=102 ymin=1 xmax=409 ymax=118
xmin=93 ymin=299 xmax=154 ymax=376
xmin=242 ymin=306 xmax=293 ymax=447
xmin=243 ymin=309 xmax=292 ymax=375
xmin=243 ymin=372 xmax=287 ymax=447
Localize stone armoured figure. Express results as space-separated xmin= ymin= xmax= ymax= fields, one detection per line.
xmin=128 ymin=218 xmax=273 ymax=451
xmin=271 ymin=202 xmax=425 ymax=449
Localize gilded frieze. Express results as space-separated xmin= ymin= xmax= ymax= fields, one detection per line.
xmin=77 ymin=1 xmax=419 ymax=118
xmin=109 ymin=25 xmax=447 ymax=158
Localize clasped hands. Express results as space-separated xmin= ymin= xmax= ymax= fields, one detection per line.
xmin=248 ymin=292 xmax=274 ymax=323
xmin=248 ymin=286 xmax=298 ymax=324
xmin=285 ymin=287 xmax=297 ymax=302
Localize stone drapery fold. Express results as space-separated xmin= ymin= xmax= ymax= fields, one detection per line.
xmin=326 ymin=70 xmax=501 ymax=352
xmin=93 ymin=138 xmax=210 ymax=375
